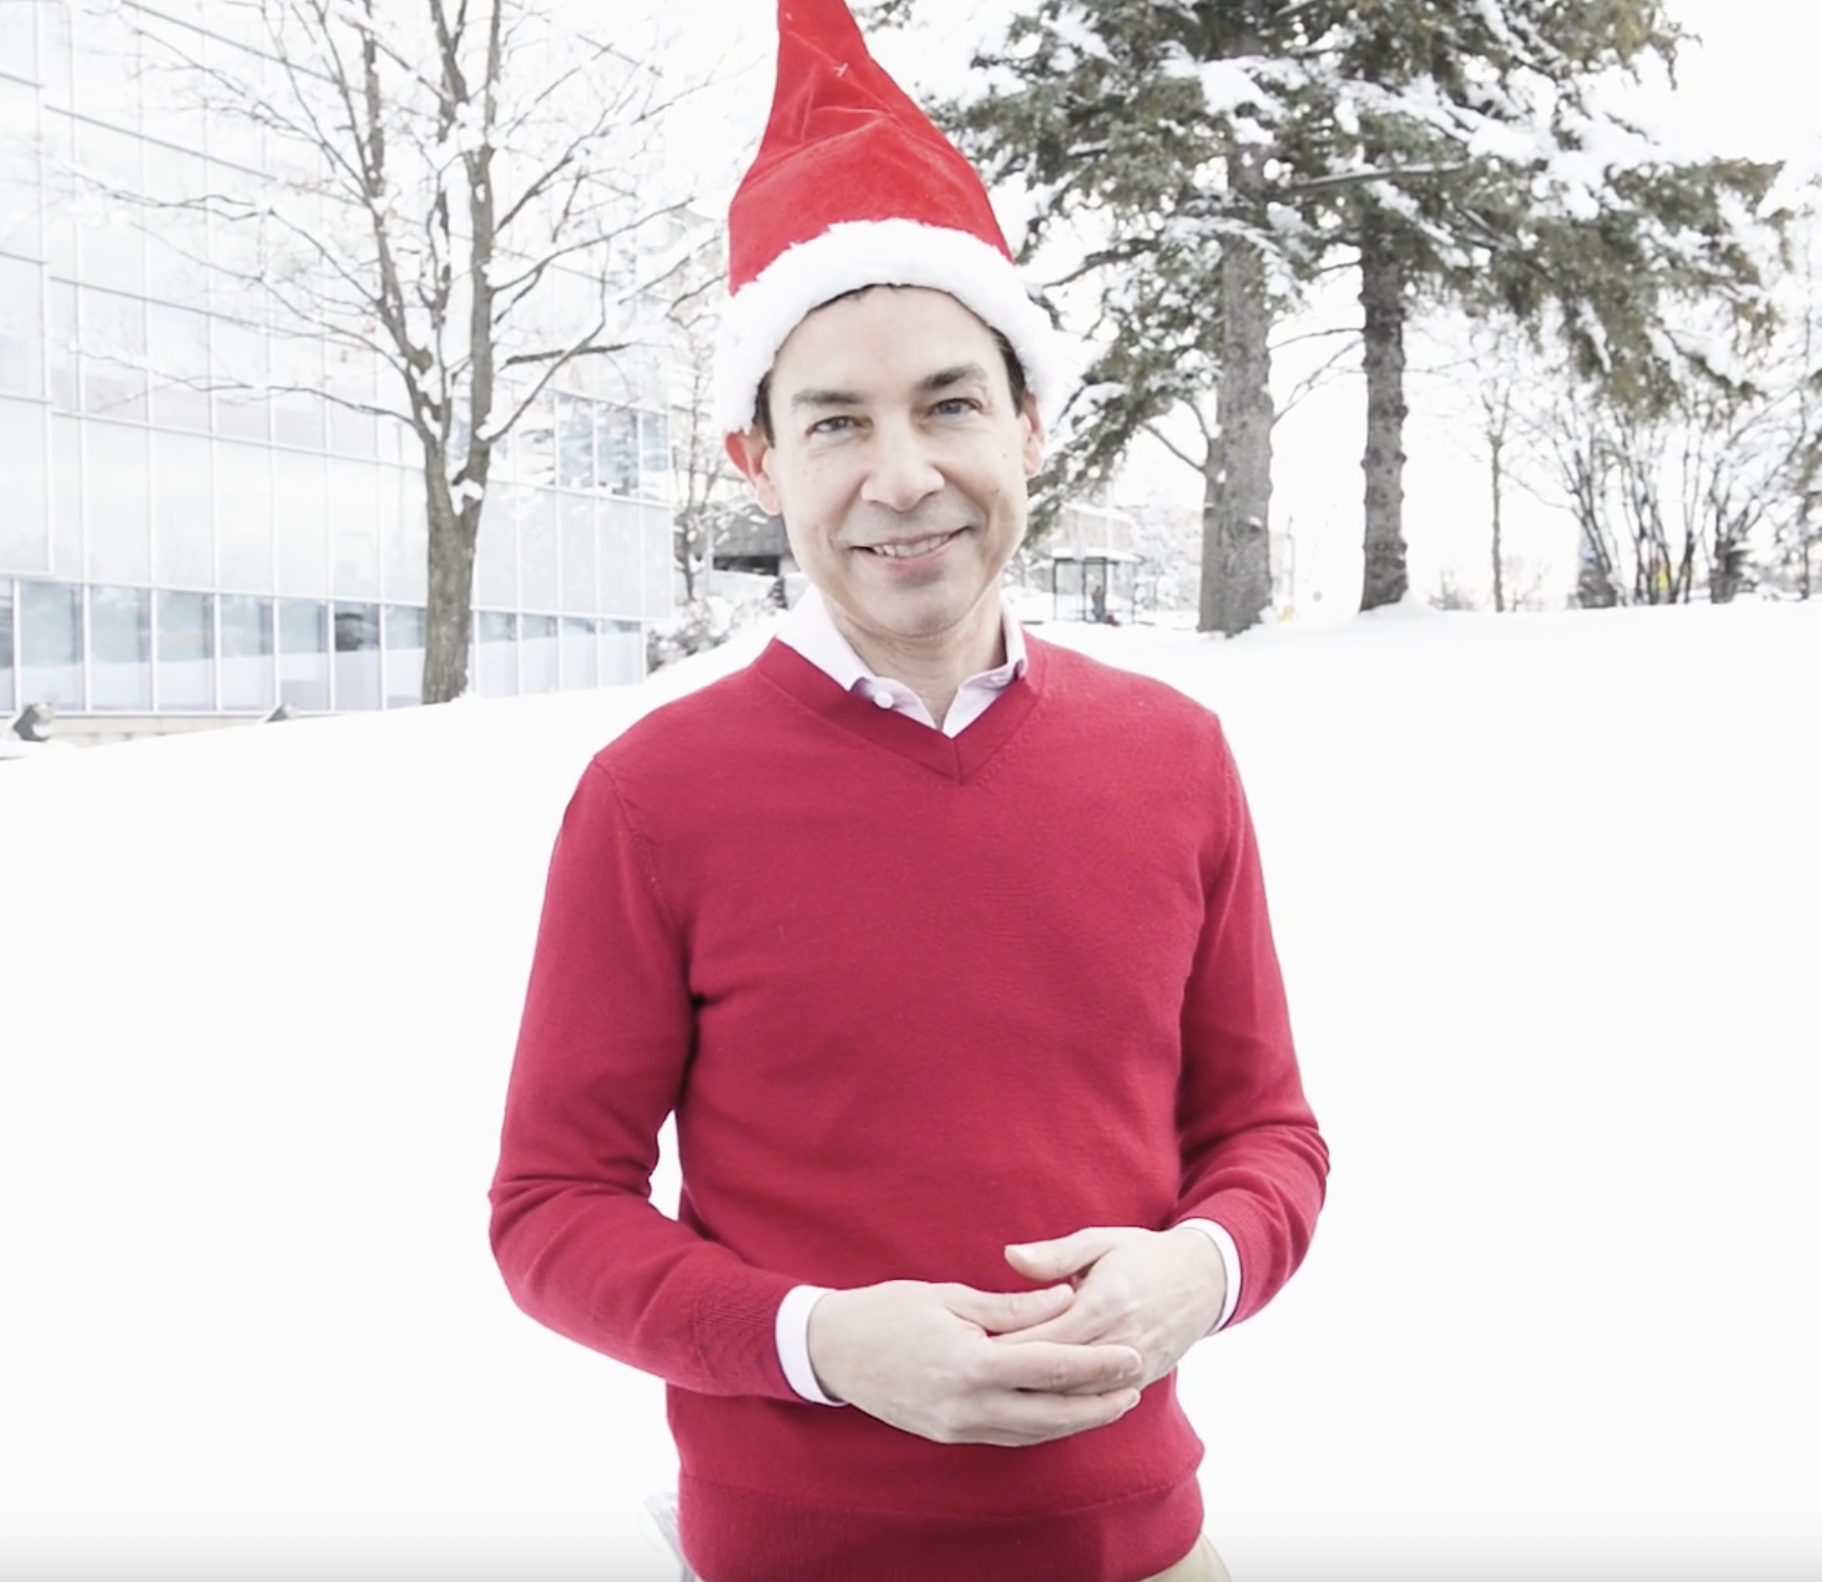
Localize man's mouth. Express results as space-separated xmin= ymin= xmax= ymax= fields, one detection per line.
xmin=859 ymin=530 xmax=963 ymax=559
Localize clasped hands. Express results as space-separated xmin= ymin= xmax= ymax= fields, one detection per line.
xmin=805 ymin=1225 xmax=1227 ymax=1448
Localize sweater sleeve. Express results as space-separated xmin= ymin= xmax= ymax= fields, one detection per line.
xmin=1170 ymin=728 xmax=1329 ymax=1326
xmin=489 ymin=759 xmax=801 ymax=1400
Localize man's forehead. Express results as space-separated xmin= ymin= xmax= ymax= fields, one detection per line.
xmin=771 ymin=286 xmax=1001 ymax=381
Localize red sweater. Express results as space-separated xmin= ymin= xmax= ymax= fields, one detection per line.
xmin=490 ymin=637 xmax=1327 ymax=1582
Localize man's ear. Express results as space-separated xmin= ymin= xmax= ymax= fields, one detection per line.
xmin=1018 ymin=394 xmax=1046 ymax=479
xmin=726 ymin=429 xmax=783 ymax=517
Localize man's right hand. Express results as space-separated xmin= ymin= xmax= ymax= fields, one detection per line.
xmin=804 ymin=1280 xmax=1145 ymax=1447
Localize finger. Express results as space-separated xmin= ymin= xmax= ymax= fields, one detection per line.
xmin=1003 ymin=1228 xmax=1120 ymax=1283
xmin=945 ymin=1281 xmax=1075 ymax=1336
xmin=967 ymin=1384 xmax=1144 ymax=1447
xmin=990 ymin=1307 xmax=1104 ymax=1349
xmin=978 ymin=1337 xmax=1144 ymax=1397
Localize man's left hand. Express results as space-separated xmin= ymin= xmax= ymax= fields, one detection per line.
xmin=995 ymin=1226 xmax=1227 ymax=1389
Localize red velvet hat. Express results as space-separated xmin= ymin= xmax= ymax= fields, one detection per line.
xmin=712 ymin=0 xmax=1068 ymax=434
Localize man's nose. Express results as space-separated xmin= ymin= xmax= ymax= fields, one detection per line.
xmin=859 ymin=420 xmax=943 ymax=512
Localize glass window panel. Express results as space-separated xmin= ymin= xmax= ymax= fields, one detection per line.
xmin=600 ymin=617 xmax=644 ymax=688
xmin=0 ymin=396 xmax=49 ymax=573
xmin=271 ymin=333 xmax=324 ymax=449
xmin=277 ymin=597 xmax=328 ymax=709
xmin=19 ymin=577 xmax=82 ymax=707
xmin=328 ymin=458 xmax=379 ymax=599
xmin=555 ymin=395 xmax=593 ymax=490
xmin=559 ymin=615 xmax=596 ymax=691
xmin=473 ymin=486 xmax=518 ymax=608
xmin=50 ymin=413 xmax=81 ymax=576
xmin=47 ymin=280 xmax=76 ymax=410
xmin=206 ymin=159 xmax=267 ymax=315
xmin=383 ymin=464 xmax=426 ymax=602
xmin=0 ymin=582 xmax=12 ymax=712
xmin=520 ymin=488 xmax=558 ymax=612
xmin=641 ymin=501 xmax=673 ymax=623
xmin=0 ymin=79 xmax=44 ymax=260
xmin=513 ymin=401 xmax=554 ymax=487
xmin=219 ymin=591 xmax=272 ymax=709
xmin=142 ymin=145 xmax=211 ymax=307
xmin=325 ymin=344 xmax=376 ymax=458
xmin=147 ymin=303 xmax=212 ymax=432
xmin=272 ymin=448 xmax=327 ymax=595
xmin=42 ymin=107 xmax=73 ymax=277
xmin=639 ymin=409 xmax=670 ymax=496
xmin=84 ymin=420 xmax=151 ymax=584
xmin=560 ymin=493 xmax=594 ymax=615
xmin=138 ymin=24 xmax=208 ymax=154
xmin=0 ymin=255 xmax=43 ymax=397
xmin=382 ymin=603 xmax=423 ymax=708
xmin=88 ymin=582 xmax=150 ymax=709
xmin=70 ymin=0 xmax=139 ymax=130
xmin=151 ymin=429 xmax=213 ymax=587
xmin=521 ymin=611 xmax=557 ymax=694
xmin=214 ymin=438 xmax=272 ymax=590
xmin=71 ymin=122 xmax=144 ymax=293
xmin=596 ymin=404 xmax=637 ymax=496
xmin=79 ymin=287 xmax=147 ymax=421
xmin=475 ymin=609 xmax=515 ymax=698
xmin=597 ymin=496 xmax=640 ymax=619
xmin=42 ymin=0 xmax=70 ymax=107
xmin=155 ymin=589 xmax=214 ymax=710
xmin=0 ymin=2 xmax=35 ymax=82
xmin=331 ymin=601 xmax=379 ymax=710
xmin=212 ymin=317 xmax=268 ymax=440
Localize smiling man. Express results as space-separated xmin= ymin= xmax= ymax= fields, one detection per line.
xmin=488 ymin=4 xmax=1327 ymax=1581
xmin=734 ymin=286 xmax=1042 ymax=723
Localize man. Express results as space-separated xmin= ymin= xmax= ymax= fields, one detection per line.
xmin=489 ymin=4 xmax=1327 ymax=1579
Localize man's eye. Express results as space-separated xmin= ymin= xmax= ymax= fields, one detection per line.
xmin=932 ymin=398 xmax=977 ymax=418
xmin=808 ymin=415 xmax=857 ymax=436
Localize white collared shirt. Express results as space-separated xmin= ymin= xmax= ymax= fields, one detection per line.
xmin=766 ymin=587 xmax=1241 ymax=1404
xmin=774 ymin=585 xmax=1028 ymax=736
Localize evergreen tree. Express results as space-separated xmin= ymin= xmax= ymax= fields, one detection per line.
xmin=923 ymin=0 xmax=1782 ymax=627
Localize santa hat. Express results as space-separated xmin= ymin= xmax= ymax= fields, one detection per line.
xmin=712 ymin=0 xmax=1070 ymax=436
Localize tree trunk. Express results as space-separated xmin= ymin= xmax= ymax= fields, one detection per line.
xmin=1489 ymin=431 xmax=1506 ymax=613
xmin=1359 ymin=210 xmax=1409 ymax=612
xmin=1204 ymin=142 xmax=1273 ymax=637
xmin=422 ymin=471 xmax=480 ymax=703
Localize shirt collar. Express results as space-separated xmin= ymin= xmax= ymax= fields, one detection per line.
xmin=776 ymin=586 xmax=1028 ymax=696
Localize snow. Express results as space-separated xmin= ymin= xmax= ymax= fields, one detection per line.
xmin=1 ymin=601 xmax=1818 ymax=1581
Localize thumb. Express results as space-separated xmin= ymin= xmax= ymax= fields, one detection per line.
xmin=1004 ymin=1227 xmax=1118 ymax=1283
xmin=948 ymin=1281 xmax=1075 ymax=1336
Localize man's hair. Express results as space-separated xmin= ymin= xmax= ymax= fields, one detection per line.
xmin=749 ymin=288 xmax=1029 ymax=443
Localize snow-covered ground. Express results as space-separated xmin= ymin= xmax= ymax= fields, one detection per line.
xmin=1 ymin=601 xmax=1816 ymax=1581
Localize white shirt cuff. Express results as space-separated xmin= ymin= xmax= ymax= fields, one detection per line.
xmin=776 ymin=1284 xmax=844 ymax=1405
xmin=1178 ymin=1219 xmax=1242 ymax=1333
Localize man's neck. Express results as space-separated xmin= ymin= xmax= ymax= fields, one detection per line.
xmin=831 ymin=601 xmax=1008 ymax=726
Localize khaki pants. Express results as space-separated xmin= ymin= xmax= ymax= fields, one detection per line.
xmin=1140 ymin=1537 xmax=1233 ymax=1582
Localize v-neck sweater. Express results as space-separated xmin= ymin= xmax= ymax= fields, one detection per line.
xmin=491 ymin=636 xmax=1328 ymax=1582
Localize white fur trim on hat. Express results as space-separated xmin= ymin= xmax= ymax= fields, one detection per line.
xmin=712 ymin=217 xmax=1075 ymax=437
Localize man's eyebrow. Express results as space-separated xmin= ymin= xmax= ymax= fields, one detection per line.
xmin=786 ymin=364 xmax=992 ymax=411
xmin=919 ymin=362 xmax=990 ymax=394
xmin=788 ymin=386 xmax=863 ymax=410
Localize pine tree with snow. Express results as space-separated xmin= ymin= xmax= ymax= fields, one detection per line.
xmin=919 ymin=0 xmax=1783 ymax=628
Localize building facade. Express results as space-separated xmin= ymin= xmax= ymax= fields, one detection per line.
xmin=0 ymin=1 xmax=674 ymax=731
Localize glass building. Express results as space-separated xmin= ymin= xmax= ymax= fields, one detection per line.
xmin=0 ymin=2 xmax=674 ymax=728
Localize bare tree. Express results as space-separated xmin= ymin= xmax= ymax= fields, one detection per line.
xmin=666 ymin=297 xmax=753 ymax=608
xmin=106 ymin=0 xmax=713 ymax=700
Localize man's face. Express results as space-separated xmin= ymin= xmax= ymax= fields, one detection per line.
xmin=729 ymin=287 xmax=1044 ymax=663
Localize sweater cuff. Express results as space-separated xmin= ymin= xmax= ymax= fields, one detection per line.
xmin=776 ymin=1284 xmax=844 ymax=1406
xmin=1176 ymin=1219 xmax=1242 ymax=1333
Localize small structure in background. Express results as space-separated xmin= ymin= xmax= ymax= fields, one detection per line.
xmin=707 ymin=505 xmax=797 ymax=599
xmin=1040 ymin=500 xmax=1142 ymax=623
